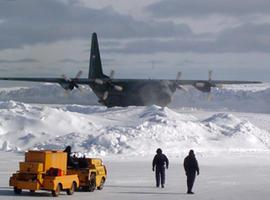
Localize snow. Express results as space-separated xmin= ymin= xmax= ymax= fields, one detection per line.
xmin=0 ymin=83 xmax=269 ymax=156
xmin=0 ymin=83 xmax=269 ymax=199
xmin=0 ymin=100 xmax=269 ymax=157
xmin=1 ymin=152 xmax=270 ymax=200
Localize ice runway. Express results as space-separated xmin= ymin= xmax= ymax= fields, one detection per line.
xmin=1 ymin=152 xmax=270 ymax=200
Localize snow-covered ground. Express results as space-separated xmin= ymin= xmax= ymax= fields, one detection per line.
xmin=1 ymin=152 xmax=270 ymax=200
xmin=0 ymin=102 xmax=270 ymax=157
xmin=0 ymin=83 xmax=269 ymax=199
xmin=0 ymin=83 xmax=269 ymax=157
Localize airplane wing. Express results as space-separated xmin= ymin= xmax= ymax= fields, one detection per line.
xmin=109 ymin=78 xmax=261 ymax=93
xmin=0 ymin=77 xmax=100 ymax=91
xmin=177 ymin=79 xmax=262 ymax=92
xmin=178 ymin=80 xmax=261 ymax=85
xmin=0 ymin=77 xmax=261 ymax=85
xmin=0 ymin=77 xmax=261 ymax=93
xmin=0 ymin=77 xmax=94 ymax=84
xmin=110 ymin=78 xmax=261 ymax=85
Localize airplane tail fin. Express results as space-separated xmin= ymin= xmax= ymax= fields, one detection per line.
xmin=88 ymin=32 xmax=107 ymax=79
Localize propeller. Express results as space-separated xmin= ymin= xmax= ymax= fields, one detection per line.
xmin=207 ymin=70 xmax=223 ymax=101
xmin=99 ymin=70 xmax=123 ymax=101
xmin=95 ymin=70 xmax=115 ymax=86
xmin=209 ymin=70 xmax=223 ymax=89
xmin=60 ymin=70 xmax=82 ymax=91
xmin=108 ymin=70 xmax=123 ymax=91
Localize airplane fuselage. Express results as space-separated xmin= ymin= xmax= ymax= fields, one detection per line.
xmin=89 ymin=80 xmax=177 ymax=107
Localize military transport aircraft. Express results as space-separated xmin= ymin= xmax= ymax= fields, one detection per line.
xmin=0 ymin=32 xmax=261 ymax=107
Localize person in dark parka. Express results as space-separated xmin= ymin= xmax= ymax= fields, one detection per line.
xmin=183 ymin=150 xmax=199 ymax=194
xmin=152 ymin=148 xmax=169 ymax=188
xmin=64 ymin=146 xmax=77 ymax=168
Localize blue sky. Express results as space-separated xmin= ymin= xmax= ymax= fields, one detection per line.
xmin=0 ymin=0 xmax=269 ymax=83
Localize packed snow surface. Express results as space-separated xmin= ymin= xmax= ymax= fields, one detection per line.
xmin=0 ymin=101 xmax=269 ymax=157
xmin=2 ymin=152 xmax=270 ymax=200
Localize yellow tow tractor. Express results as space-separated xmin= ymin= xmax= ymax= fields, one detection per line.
xmin=67 ymin=156 xmax=107 ymax=192
xmin=9 ymin=150 xmax=79 ymax=197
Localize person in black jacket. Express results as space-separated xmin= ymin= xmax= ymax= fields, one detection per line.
xmin=64 ymin=146 xmax=77 ymax=168
xmin=183 ymin=150 xmax=199 ymax=194
xmin=152 ymin=148 xmax=169 ymax=188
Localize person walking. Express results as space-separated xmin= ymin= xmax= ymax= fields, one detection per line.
xmin=183 ymin=150 xmax=199 ymax=194
xmin=64 ymin=146 xmax=77 ymax=168
xmin=152 ymin=148 xmax=169 ymax=188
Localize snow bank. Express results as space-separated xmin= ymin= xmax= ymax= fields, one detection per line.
xmin=0 ymin=101 xmax=269 ymax=157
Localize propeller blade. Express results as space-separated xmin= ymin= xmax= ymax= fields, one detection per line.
xmin=114 ymin=85 xmax=123 ymax=91
xmin=176 ymin=84 xmax=188 ymax=92
xmin=78 ymin=85 xmax=87 ymax=93
xmin=175 ymin=71 xmax=188 ymax=91
xmin=208 ymin=70 xmax=213 ymax=81
xmin=109 ymin=70 xmax=115 ymax=79
xmin=176 ymin=71 xmax=182 ymax=80
xmin=95 ymin=79 xmax=104 ymax=85
xmin=74 ymin=83 xmax=79 ymax=89
xmin=62 ymin=74 xmax=70 ymax=82
xmin=75 ymin=70 xmax=82 ymax=79
xmin=102 ymin=91 xmax=109 ymax=100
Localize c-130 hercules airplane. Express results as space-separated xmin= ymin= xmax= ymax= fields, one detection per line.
xmin=0 ymin=33 xmax=261 ymax=107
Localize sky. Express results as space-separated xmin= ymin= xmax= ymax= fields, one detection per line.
xmin=0 ymin=0 xmax=270 ymax=82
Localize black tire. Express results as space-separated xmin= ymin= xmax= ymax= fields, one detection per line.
xmin=30 ymin=190 xmax=35 ymax=194
xmin=87 ymin=173 xmax=96 ymax=192
xmin=97 ymin=177 xmax=105 ymax=190
xmin=52 ymin=183 xmax=61 ymax=197
xmin=66 ymin=182 xmax=76 ymax=195
xmin=14 ymin=187 xmax=22 ymax=194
